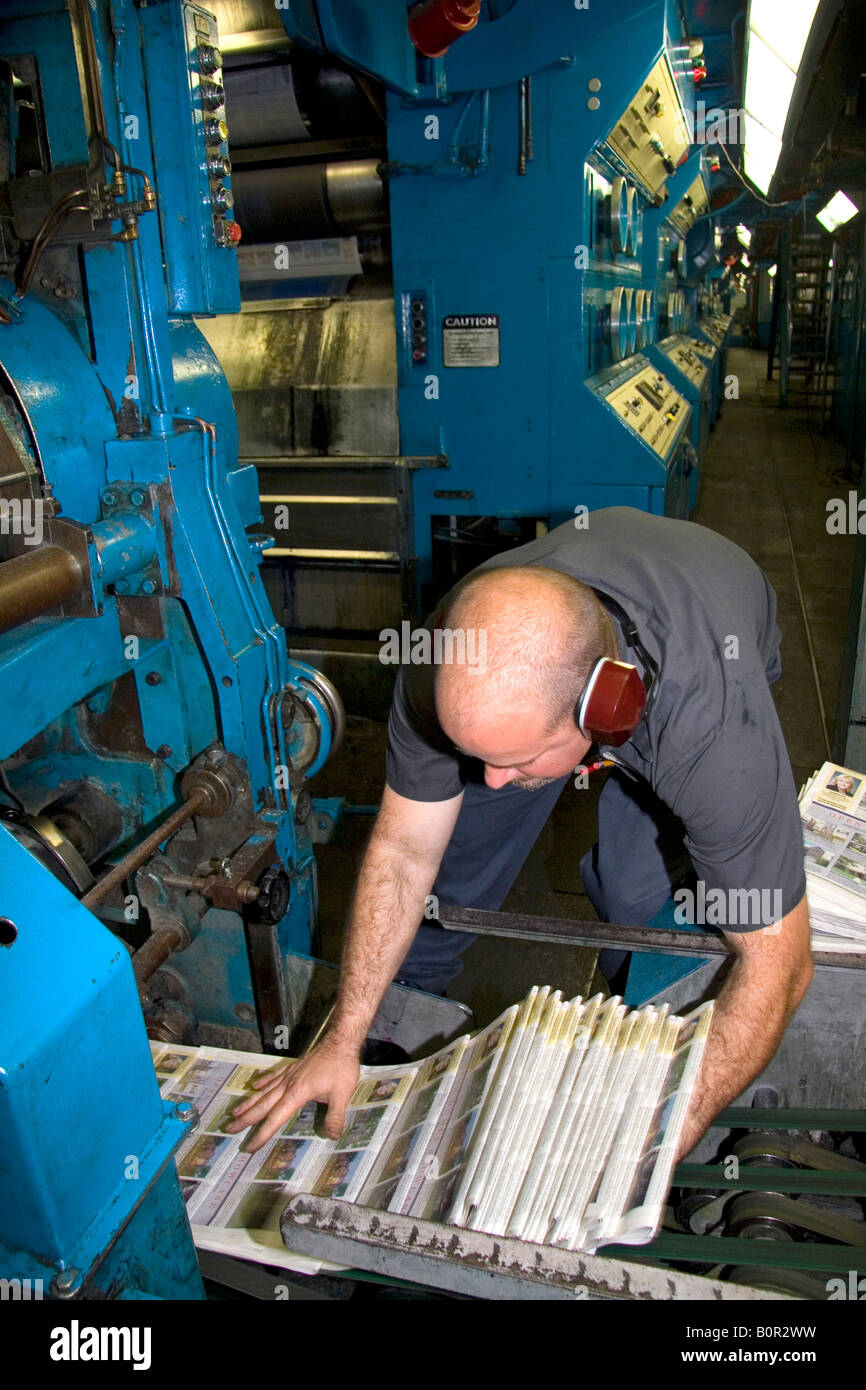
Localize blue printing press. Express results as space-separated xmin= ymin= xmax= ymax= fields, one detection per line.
xmin=0 ymin=0 xmax=760 ymax=1302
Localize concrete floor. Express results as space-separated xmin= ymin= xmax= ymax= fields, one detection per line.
xmin=309 ymin=345 xmax=857 ymax=1030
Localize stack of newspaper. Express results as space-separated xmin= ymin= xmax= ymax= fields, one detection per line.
xmin=152 ymin=986 xmax=712 ymax=1273
xmin=800 ymin=761 xmax=866 ymax=952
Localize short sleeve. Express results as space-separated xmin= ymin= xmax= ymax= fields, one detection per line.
xmin=385 ymin=663 xmax=467 ymax=802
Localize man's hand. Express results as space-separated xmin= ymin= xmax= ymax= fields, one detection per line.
xmin=225 ymin=1039 xmax=361 ymax=1152
xmin=675 ymin=892 xmax=813 ymax=1159
xmin=223 ymin=785 xmax=463 ymax=1154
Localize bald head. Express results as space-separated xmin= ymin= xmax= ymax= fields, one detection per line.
xmin=435 ymin=567 xmax=614 ymax=754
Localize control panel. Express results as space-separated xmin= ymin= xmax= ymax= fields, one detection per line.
xmin=685 ymin=335 xmax=716 ymax=365
xmin=658 ymin=335 xmax=708 ymax=387
xmin=605 ymin=55 xmax=691 ymax=199
xmin=141 ymin=0 xmax=240 ymax=315
xmin=597 ymin=362 xmax=690 ymax=459
xmin=667 ymin=174 xmax=709 ymax=236
xmin=698 ymin=317 xmax=725 ymax=347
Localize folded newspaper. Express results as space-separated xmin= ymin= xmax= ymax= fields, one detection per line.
xmin=800 ymin=760 xmax=866 ymax=952
xmin=152 ymin=986 xmax=712 ymax=1274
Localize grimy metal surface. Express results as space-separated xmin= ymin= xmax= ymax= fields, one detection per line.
xmin=437 ymin=905 xmax=866 ymax=970
xmin=281 ymin=1197 xmax=790 ymax=1301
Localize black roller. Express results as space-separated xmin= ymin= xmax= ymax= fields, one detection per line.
xmin=232 ymin=164 xmax=331 ymax=242
xmin=231 ymin=159 xmax=385 ymax=242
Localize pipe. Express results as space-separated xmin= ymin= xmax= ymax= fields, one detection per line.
xmin=93 ymin=512 xmax=157 ymax=587
xmin=132 ymin=916 xmax=188 ymax=985
xmin=0 ymin=546 xmax=82 ymax=634
xmin=81 ymin=789 xmax=208 ymax=908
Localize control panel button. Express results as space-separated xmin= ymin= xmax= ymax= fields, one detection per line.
xmin=203 ymin=117 xmax=229 ymax=144
xmin=197 ymin=43 xmax=222 ymax=73
xmin=211 ymin=184 xmax=234 ymax=214
xmin=199 ymin=80 xmax=226 ymax=112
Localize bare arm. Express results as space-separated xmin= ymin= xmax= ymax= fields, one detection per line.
xmin=228 ymin=784 xmax=463 ymax=1148
xmin=676 ymin=893 xmax=813 ymax=1157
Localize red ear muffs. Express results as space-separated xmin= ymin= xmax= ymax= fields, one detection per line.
xmin=575 ymin=659 xmax=646 ymax=747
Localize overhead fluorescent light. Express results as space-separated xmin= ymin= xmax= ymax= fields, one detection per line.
xmin=816 ymin=191 xmax=859 ymax=232
xmin=767 ymin=264 xmax=777 ymax=277
xmin=742 ymin=113 xmax=782 ymax=194
xmin=744 ymin=32 xmax=797 ymax=139
xmin=742 ymin=0 xmax=822 ymax=195
xmin=749 ymin=0 xmax=822 ymax=74
xmin=743 ymin=155 xmax=775 ymax=194
xmin=736 ymin=224 xmax=752 ymax=247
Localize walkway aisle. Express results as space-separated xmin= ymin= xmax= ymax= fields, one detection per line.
xmin=695 ymin=347 xmax=856 ymax=791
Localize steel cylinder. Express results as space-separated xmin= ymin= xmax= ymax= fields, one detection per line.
xmin=0 ymin=545 xmax=82 ymax=634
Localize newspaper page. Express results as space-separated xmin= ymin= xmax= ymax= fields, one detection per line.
xmin=801 ymin=762 xmax=866 ymax=900
xmin=800 ymin=761 xmax=866 ymax=947
xmin=357 ymin=1011 xmax=516 ymax=1222
xmin=152 ymin=987 xmax=713 ymax=1272
xmin=153 ymin=1042 xmax=418 ymax=1274
xmin=606 ymin=1001 xmax=714 ymax=1249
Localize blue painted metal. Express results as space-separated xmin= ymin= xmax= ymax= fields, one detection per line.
xmin=0 ymin=0 xmax=340 ymax=1298
xmin=275 ymin=3 xmax=725 ymax=605
xmin=281 ymin=0 xmax=690 ymax=100
xmin=280 ymin=0 xmax=419 ymax=97
xmin=0 ymin=826 xmax=203 ymax=1297
xmin=311 ymin=795 xmax=347 ymax=843
xmin=139 ymin=1 xmax=240 ymax=316
xmin=271 ymin=2 xmax=701 ymax=597
xmin=0 ymin=5 xmax=90 ymax=168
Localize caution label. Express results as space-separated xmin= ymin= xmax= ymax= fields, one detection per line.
xmin=442 ymin=314 xmax=500 ymax=367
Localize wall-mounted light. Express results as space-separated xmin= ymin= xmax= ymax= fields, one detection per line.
xmin=816 ymin=191 xmax=859 ymax=232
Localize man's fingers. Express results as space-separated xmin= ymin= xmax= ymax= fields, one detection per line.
xmin=221 ymin=1047 xmax=361 ymax=1151
xmin=232 ymin=1064 xmax=295 ymax=1116
xmin=244 ymin=1102 xmax=298 ymax=1153
xmin=251 ymin=1064 xmax=293 ymax=1092
xmin=323 ymin=1101 xmax=347 ymax=1141
xmin=323 ymin=1080 xmax=360 ymax=1141
xmin=225 ymin=1078 xmax=301 ymax=1131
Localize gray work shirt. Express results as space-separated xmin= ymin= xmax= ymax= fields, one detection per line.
xmin=386 ymin=507 xmax=807 ymax=920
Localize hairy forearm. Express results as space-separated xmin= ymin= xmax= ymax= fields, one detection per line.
xmin=326 ymin=833 xmax=437 ymax=1054
xmin=677 ymin=946 xmax=812 ymax=1156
